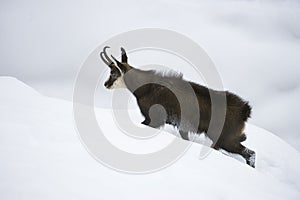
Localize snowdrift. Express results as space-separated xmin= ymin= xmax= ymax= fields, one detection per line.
xmin=0 ymin=76 xmax=300 ymax=200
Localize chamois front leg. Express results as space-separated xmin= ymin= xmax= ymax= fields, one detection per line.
xmin=141 ymin=117 xmax=151 ymax=126
xmin=140 ymin=106 xmax=151 ymax=126
xmin=141 ymin=114 xmax=164 ymax=128
xmin=179 ymin=130 xmax=189 ymax=141
xmin=140 ymin=105 xmax=166 ymax=128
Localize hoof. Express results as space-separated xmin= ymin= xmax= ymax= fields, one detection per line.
xmin=246 ymin=152 xmax=256 ymax=168
xmin=141 ymin=119 xmax=150 ymax=126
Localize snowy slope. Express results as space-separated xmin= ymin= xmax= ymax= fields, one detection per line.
xmin=0 ymin=76 xmax=300 ymax=200
xmin=1 ymin=0 xmax=300 ymax=151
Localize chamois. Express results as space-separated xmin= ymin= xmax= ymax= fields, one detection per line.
xmin=100 ymin=46 xmax=256 ymax=168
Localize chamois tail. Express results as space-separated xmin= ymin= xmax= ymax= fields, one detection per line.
xmin=242 ymin=102 xmax=252 ymax=121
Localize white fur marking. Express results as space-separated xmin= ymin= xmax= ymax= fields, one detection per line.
xmin=111 ymin=77 xmax=126 ymax=88
xmin=110 ymin=70 xmax=127 ymax=89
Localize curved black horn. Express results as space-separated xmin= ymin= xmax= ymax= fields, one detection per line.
xmin=103 ymin=46 xmax=113 ymax=64
xmin=100 ymin=46 xmax=114 ymax=68
xmin=121 ymin=47 xmax=128 ymax=63
xmin=100 ymin=52 xmax=110 ymax=66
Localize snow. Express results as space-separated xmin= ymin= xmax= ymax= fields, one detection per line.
xmin=2 ymin=0 xmax=300 ymax=151
xmin=1 ymin=76 xmax=300 ymax=199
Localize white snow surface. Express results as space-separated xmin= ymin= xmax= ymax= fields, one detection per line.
xmin=1 ymin=0 xmax=300 ymax=151
xmin=0 ymin=76 xmax=300 ymax=200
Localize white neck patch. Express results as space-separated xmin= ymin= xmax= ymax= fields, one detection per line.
xmin=111 ymin=76 xmax=126 ymax=89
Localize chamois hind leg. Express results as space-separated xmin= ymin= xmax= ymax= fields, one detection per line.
xmin=240 ymin=144 xmax=256 ymax=168
xmin=220 ymin=140 xmax=256 ymax=168
xmin=220 ymin=122 xmax=256 ymax=167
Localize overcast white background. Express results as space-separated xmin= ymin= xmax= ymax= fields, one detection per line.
xmin=1 ymin=0 xmax=300 ymax=150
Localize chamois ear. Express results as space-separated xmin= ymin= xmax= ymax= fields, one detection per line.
xmin=111 ymin=55 xmax=127 ymax=73
xmin=121 ymin=47 xmax=128 ymax=63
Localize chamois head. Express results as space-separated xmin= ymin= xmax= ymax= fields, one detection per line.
xmin=100 ymin=46 xmax=132 ymax=89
